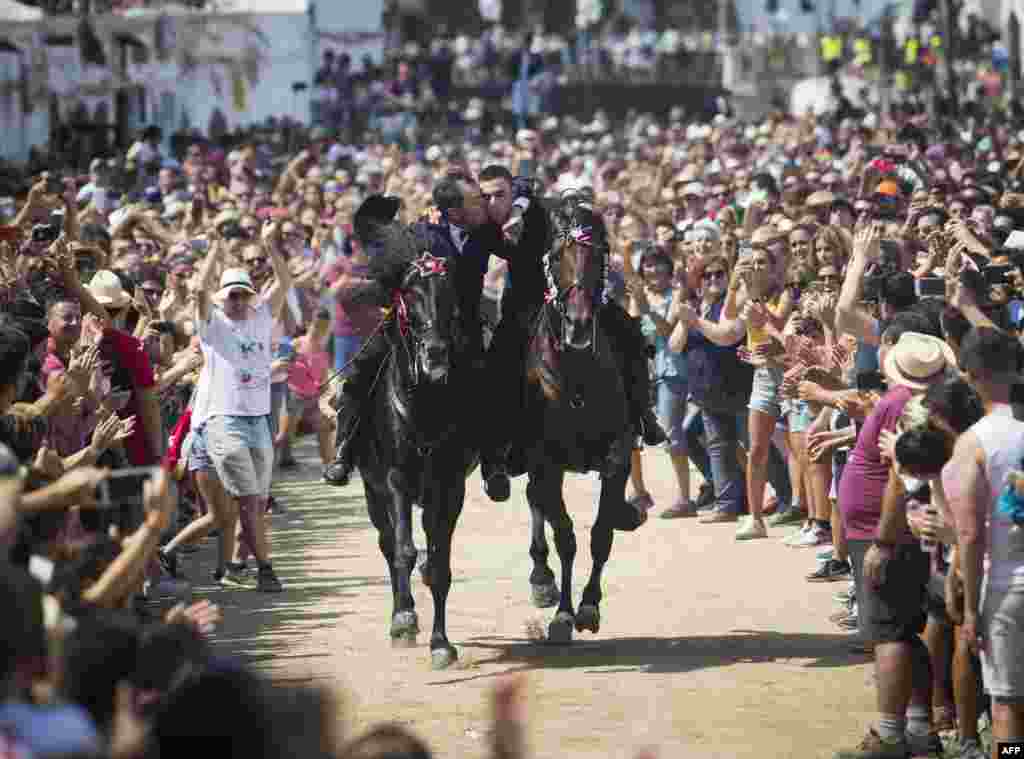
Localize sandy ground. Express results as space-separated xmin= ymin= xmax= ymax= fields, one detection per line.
xmin=180 ymin=437 xmax=878 ymax=759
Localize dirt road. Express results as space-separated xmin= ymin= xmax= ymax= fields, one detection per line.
xmin=187 ymin=437 xmax=877 ymax=759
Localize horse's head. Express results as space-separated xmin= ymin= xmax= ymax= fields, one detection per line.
xmin=550 ymin=194 xmax=607 ymax=350
xmin=394 ymin=252 xmax=459 ymax=383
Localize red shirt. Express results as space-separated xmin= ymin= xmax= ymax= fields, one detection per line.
xmin=101 ymin=328 xmax=157 ymax=465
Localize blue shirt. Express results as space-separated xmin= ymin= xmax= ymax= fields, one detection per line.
xmin=685 ymin=299 xmax=750 ymax=409
xmin=640 ymin=287 xmax=686 ymax=381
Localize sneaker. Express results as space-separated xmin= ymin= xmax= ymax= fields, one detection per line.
xmin=146 ymin=577 xmax=192 ymax=605
xmin=835 ymin=587 xmax=856 ymax=604
xmin=836 ymin=613 xmax=859 ymax=631
xmin=817 ymin=546 xmax=836 ymax=561
xmin=266 ymin=496 xmax=287 ymax=515
xmin=735 ymin=515 xmax=768 ymax=541
xmin=783 ymin=523 xmax=814 ymax=546
xmin=699 ymin=509 xmax=739 ymax=524
xmin=257 ymin=566 xmax=283 ymax=593
xmin=278 ymin=454 xmax=299 ymax=469
xmin=949 ymin=737 xmax=985 ymax=759
xmin=660 ymin=500 xmax=698 ymax=519
xmin=694 ymin=482 xmax=715 ymax=511
xmin=830 ymin=608 xmax=857 ymax=625
xmin=792 ymin=526 xmax=832 ymax=548
xmin=215 ymin=567 xmax=253 ymax=588
xmin=905 ymin=732 xmax=943 ymax=757
xmin=834 ymin=728 xmax=911 ymax=759
xmin=807 ymin=559 xmax=852 ymax=582
xmin=767 ymin=508 xmax=806 ymax=527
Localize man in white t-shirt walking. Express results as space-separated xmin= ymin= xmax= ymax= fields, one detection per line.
xmin=946 ymin=327 xmax=1024 ymax=753
xmin=192 ymin=223 xmax=292 ymax=592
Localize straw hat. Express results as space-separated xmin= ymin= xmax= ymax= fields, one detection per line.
xmin=87 ymin=270 xmax=131 ymax=309
xmin=882 ymin=332 xmax=957 ymax=392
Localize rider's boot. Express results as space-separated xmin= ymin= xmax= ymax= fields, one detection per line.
xmin=323 ymin=399 xmax=360 ymax=486
xmin=323 ymin=330 xmax=390 ymax=486
xmin=600 ymin=304 xmax=668 ymax=447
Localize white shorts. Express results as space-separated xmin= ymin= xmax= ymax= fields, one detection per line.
xmin=981 ymin=584 xmax=1024 ymax=702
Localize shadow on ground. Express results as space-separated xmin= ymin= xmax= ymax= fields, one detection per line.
xmin=429 ymin=629 xmax=870 ymax=685
xmin=175 ymin=436 xmax=375 ymax=674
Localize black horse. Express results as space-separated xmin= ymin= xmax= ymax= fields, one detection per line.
xmin=510 ymin=197 xmax=641 ymax=643
xmin=348 ymin=225 xmax=477 ymax=670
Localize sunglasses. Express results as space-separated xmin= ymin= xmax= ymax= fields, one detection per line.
xmin=227 ymin=290 xmax=252 ymax=301
xmin=702 ymin=269 xmax=727 ymax=281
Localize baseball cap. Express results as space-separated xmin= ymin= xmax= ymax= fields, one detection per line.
xmin=217 ymin=268 xmax=258 ymax=297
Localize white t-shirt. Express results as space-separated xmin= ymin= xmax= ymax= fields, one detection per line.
xmin=192 ymin=301 xmax=274 ymax=426
xmin=968 ymin=405 xmax=1024 ymax=592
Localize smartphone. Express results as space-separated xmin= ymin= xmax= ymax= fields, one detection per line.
xmin=95 ymin=466 xmax=158 ymax=509
xmin=879 ymin=239 xmax=901 ymax=265
xmin=108 ymin=388 xmax=132 ymax=411
xmin=856 ymin=370 xmax=887 ymax=392
xmin=190 ymin=238 xmax=209 ymax=253
xmin=28 ymin=555 xmax=54 ymax=586
xmin=915 ymin=277 xmax=946 ymax=298
xmin=92 ymin=187 xmax=110 ymax=214
xmin=44 ymin=175 xmax=63 ymax=195
xmin=985 ymin=264 xmax=1014 ymax=285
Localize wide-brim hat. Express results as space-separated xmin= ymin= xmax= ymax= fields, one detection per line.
xmin=87 ymin=270 xmax=131 ymax=309
xmin=882 ymin=332 xmax=957 ymax=392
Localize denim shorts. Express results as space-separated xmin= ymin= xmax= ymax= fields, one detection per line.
xmin=981 ymin=584 xmax=1024 ymax=701
xmin=748 ymin=365 xmax=784 ymax=418
xmin=188 ymin=422 xmax=211 ymax=473
xmin=784 ymin=399 xmax=816 ymax=434
xmin=656 ymin=377 xmax=688 ymax=454
xmin=205 ymin=415 xmax=273 ymax=498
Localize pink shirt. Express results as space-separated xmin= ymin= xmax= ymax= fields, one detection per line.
xmin=838 ymin=385 xmax=914 ymax=542
xmin=287 ymin=338 xmax=329 ymax=399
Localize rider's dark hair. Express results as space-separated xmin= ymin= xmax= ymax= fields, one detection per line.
xmin=479 ymin=165 xmax=513 ymax=184
xmin=432 ymin=171 xmax=473 ymax=214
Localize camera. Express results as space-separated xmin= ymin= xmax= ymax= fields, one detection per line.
xmin=219 ymin=220 xmax=246 ymax=240
xmin=30 ymin=224 xmax=59 ymax=244
xmin=915 ymin=276 xmax=946 ymax=299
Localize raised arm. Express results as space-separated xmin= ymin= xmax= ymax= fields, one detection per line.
xmin=260 ymin=223 xmax=293 ymax=319
xmin=836 ymin=225 xmax=881 ymax=344
xmin=195 ymin=236 xmax=226 ymax=324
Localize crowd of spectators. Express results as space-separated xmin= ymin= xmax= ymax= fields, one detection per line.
xmin=0 ymin=63 xmax=1023 ymax=758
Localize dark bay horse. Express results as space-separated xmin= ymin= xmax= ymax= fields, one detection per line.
xmin=511 ymin=197 xmax=639 ymax=643
xmin=350 ymin=226 xmax=477 ymax=670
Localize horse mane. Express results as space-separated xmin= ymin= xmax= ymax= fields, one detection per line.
xmin=346 ymin=223 xmax=432 ymax=306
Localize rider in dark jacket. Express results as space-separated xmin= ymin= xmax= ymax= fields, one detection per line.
xmin=477 ymin=164 xmax=666 ymax=502
xmin=323 ymin=173 xmax=499 ymax=486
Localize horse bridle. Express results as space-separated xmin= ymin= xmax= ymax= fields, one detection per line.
xmin=391 ymin=252 xmax=451 ymax=387
xmin=545 ymin=224 xmax=599 ymax=356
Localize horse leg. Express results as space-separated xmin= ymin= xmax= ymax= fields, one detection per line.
xmin=528 ymin=467 xmax=576 ymax=644
xmin=578 ymin=438 xmax=631 ymax=635
xmin=386 ymin=467 xmax=419 ymax=646
xmin=421 ymin=461 xmax=464 ymax=670
xmin=528 ymin=501 xmax=559 ymax=608
xmin=365 ymin=485 xmax=402 ymax=621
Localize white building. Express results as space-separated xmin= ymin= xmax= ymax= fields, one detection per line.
xmin=0 ymin=0 xmax=318 ymax=163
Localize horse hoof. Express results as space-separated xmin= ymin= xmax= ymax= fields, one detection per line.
xmin=530 ymin=582 xmax=559 ymax=608
xmin=575 ymin=604 xmax=601 ymax=634
xmin=390 ymin=610 xmax=419 ymax=642
xmin=391 ymin=632 xmax=418 ymax=649
xmin=547 ymin=612 xmax=575 ymax=644
xmin=430 ymin=646 xmax=458 ymax=670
